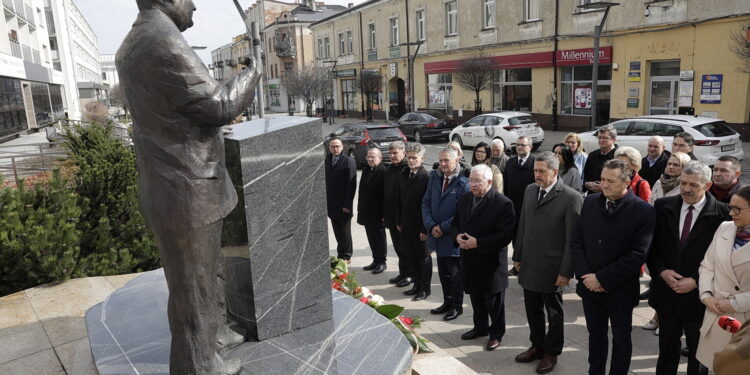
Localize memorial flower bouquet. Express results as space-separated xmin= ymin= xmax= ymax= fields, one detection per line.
xmin=330 ymin=257 xmax=432 ymax=353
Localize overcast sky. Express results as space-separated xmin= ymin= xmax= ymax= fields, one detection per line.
xmin=74 ymin=0 xmax=364 ymax=64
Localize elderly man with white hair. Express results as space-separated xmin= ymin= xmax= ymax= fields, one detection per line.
xmin=453 ymin=164 xmax=516 ymax=351
xmin=490 ymin=139 xmax=510 ymax=173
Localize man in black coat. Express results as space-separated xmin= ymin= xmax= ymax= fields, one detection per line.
xmin=572 ymin=159 xmax=655 ymax=375
xmin=454 ymin=164 xmax=516 ymax=352
xmin=396 ymin=143 xmax=431 ymax=300
xmin=383 ymin=141 xmax=411 ymax=286
xmin=648 ymin=161 xmax=730 ymax=375
xmin=503 ymin=136 xmax=534 ymax=244
xmin=640 ymin=135 xmax=671 ymax=187
xmin=325 ymin=137 xmax=357 ymax=261
xmin=583 ymin=124 xmax=618 ymax=194
xmin=357 ymin=148 xmax=387 ymax=274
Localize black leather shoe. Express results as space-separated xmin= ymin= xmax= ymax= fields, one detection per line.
xmin=403 ymin=287 xmax=419 ymax=296
xmin=430 ymin=304 xmax=450 ymax=315
xmin=461 ymin=330 xmax=488 ymax=340
xmin=396 ymin=277 xmax=413 ymax=287
xmin=443 ymin=308 xmax=462 ymax=321
xmin=372 ymin=263 xmax=387 ymax=274
xmin=412 ymin=291 xmax=430 ymax=301
xmin=486 ymin=338 xmax=502 ymax=351
xmin=363 ymin=262 xmax=377 ymax=271
xmin=389 ymin=275 xmax=404 ymax=284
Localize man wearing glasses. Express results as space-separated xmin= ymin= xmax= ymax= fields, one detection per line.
xmin=583 ymin=124 xmax=619 ymax=194
xmin=647 ymin=161 xmax=730 ymax=375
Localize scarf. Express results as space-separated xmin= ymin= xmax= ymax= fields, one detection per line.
xmin=710 ymin=180 xmax=739 ymax=203
xmin=659 ymin=173 xmax=680 ymax=195
xmin=734 ymin=227 xmax=750 ymax=251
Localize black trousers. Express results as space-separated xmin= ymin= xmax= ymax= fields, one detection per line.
xmin=409 ymin=248 xmax=432 ymax=293
xmin=364 ymin=225 xmax=387 ymax=264
xmin=330 ymin=217 xmax=353 ymax=260
xmin=656 ymin=311 xmax=707 ymax=375
xmin=437 ymin=256 xmax=463 ymax=309
xmin=469 ymin=291 xmax=506 ymax=340
xmin=388 ymin=226 xmax=411 ymax=277
xmin=524 ymin=289 xmax=565 ymax=356
xmin=582 ymin=297 xmax=634 ymax=375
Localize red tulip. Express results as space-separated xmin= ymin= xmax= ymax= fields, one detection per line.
xmin=399 ymin=316 xmax=414 ymax=325
xmin=359 ymin=297 xmax=369 ymax=304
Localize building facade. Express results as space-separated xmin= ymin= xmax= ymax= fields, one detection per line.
xmin=311 ymin=0 xmax=750 ymax=135
xmin=1 ymin=0 xmax=66 ymax=139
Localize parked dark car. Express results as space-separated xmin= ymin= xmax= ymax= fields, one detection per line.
xmin=324 ymin=123 xmax=408 ymax=169
xmin=395 ymin=110 xmax=457 ymax=143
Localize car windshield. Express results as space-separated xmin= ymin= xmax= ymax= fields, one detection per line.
xmin=420 ymin=111 xmax=446 ymax=120
xmin=368 ymin=127 xmax=403 ymax=140
xmin=508 ymin=116 xmax=536 ymax=125
xmin=693 ymin=121 xmax=737 ymax=137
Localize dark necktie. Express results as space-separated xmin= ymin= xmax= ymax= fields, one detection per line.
xmin=519 ymin=158 xmax=524 ymax=167
xmin=409 ymin=172 xmax=415 ymax=180
xmin=606 ymin=200 xmax=615 ymax=214
xmin=332 ymin=156 xmax=338 ymax=166
xmin=680 ymin=206 xmax=694 ymax=248
xmin=538 ymin=189 xmax=546 ymax=203
xmin=442 ymin=177 xmax=450 ymax=192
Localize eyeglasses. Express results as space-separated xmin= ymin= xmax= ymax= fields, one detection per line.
xmin=729 ymin=205 xmax=749 ymax=215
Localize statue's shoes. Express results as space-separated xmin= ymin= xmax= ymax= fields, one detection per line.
xmin=217 ymin=321 xmax=247 ymax=351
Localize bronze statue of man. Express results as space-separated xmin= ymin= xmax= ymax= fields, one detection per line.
xmin=116 ymin=1 xmax=260 ymax=373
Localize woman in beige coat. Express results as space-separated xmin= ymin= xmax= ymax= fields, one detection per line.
xmin=697 ymin=186 xmax=750 ymax=369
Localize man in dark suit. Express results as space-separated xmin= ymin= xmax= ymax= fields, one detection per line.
xmin=325 ymin=137 xmax=357 ymax=262
xmin=640 ymin=136 xmax=671 ymax=187
xmin=513 ymin=152 xmax=583 ymax=374
xmin=384 ymin=141 xmax=412 ymax=286
xmin=396 ymin=143 xmax=431 ymax=300
xmin=648 ymin=161 xmax=730 ymax=375
xmin=454 ymin=164 xmax=516 ymax=351
xmin=504 ymin=136 xmax=535 ymax=224
xmin=357 ymin=148 xmax=387 ymax=274
xmin=583 ymin=124 xmax=619 ymax=195
xmin=572 ymin=159 xmax=655 ymax=375
xmin=117 ymin=0 xmax=261 ymax=372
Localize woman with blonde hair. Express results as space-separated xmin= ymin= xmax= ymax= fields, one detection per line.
xmin=564 ymin=132 xmax=587 ymax=183
xmin=649 ymin=152 xmax=691 ymax=205
xmin=615 ymin=146 xmax=651 ymax=202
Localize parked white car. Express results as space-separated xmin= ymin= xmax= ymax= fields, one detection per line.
xmin=580 ymin=115 xmax=743 ymax=166
xmin=448 ymin=111 xmax=545 ymax=152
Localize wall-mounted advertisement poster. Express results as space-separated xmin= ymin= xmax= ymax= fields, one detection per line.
xmin=574 ymin=85 xmax=592 ymax=109
xmin=700 ymin=74 xmax=723 ymax=104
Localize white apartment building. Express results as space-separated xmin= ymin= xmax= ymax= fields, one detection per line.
xmin=44 ymin=0 xmax=105 ymax=121
xmin=0 ymin=0 xmax=66 ymax=138
xmin=100 ymin=53 xmax=117 ymax=88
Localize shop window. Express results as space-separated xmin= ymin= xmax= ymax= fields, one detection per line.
xmin=560 ymin=65 xmax=611 ymax=122
xmin=427 ymin=73 xmax=452 ymax=114
xmin=270 ymin=90 xmax=280 ymax=106
xmin=342 ymin=79 xmax=357 ymax=112
xmin=493 ymin=69 xmax=532 ymax=112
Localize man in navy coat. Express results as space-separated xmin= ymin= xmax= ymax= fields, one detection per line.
xmin=572 ymin=159 xmax=655 ymax=375
xmin=325 ymin=137 xmax=357 ymax=261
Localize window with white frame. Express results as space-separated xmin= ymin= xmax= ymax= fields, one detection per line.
xmin=347 ymin=30 xmax=353 ymax=54
xmin=524 ymin=0 xmax=541 ymax=21
xmin=483 ymin=0 xmax=495 ymax=29
xmin=445 ymin=1 xmax=458 ymax=36
xmin=338 ymin=32 xmax=345 ymax=55
xmin=368 ymin=23 xmax=376 ymax=50
xmin=416 ymin=10 xmax=425 ymax=41
xmin=390 ymin=18 xmax=399 ymax=46
xmin=324 ymin=37 xmax=330 ymax=58
xmin=317 ymin=38 xmax=324 ymax=58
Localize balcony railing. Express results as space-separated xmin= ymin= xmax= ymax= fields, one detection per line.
xmin=9 ymin=39 xmax=21 ymax=58
xmin=22 ymin=43 xmax=32 ymax=62
xmin=32 ymin=49 xmax=40 ymax=64
xmin=45 ymin=9 xmax=55 ymax=34
xmin=24 ymin=4 xmax=33 ymax=27
xmin=13 ymin=0 xmax=24 ymax=19
xmin=2 ymin=0 xmax=14 ymax=11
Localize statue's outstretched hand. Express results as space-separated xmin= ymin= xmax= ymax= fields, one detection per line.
xmin=240 ymin=56 xmax=256 ymax=71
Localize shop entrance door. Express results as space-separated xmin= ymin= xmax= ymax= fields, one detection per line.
xmin=649 ymin=60 xmax=680 ymax=115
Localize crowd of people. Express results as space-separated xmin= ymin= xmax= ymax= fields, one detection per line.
xmin=324 ymin=125 xmax=748 ymax=375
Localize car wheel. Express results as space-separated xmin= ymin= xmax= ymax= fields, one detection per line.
xmin=414 ymin=131 xmax=423 ymax=143
xmin=452 ymin=134 xmax=463 ymax=149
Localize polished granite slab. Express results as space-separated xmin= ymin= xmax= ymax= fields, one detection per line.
xmin=85 ymin=269 xmax=413 ymax=375
xmin=222 ymin=116 xmax=333 ymax=341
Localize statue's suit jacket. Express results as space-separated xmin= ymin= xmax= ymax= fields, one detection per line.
xmin=116 ymin=9 xmax=258 ymax=229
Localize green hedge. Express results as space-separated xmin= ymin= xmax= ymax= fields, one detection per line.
xmin=0 ymin=123 xmax=160 ymax=296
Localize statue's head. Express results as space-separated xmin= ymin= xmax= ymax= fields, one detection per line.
xmin=136 ymin=0 xmax=196 ymax=31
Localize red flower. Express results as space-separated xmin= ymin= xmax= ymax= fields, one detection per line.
xmin=359 ymin=297 xmax=369 ymax=304
xmin=399 ymin=316 xmax=414 ymax=325
xmin=339 ymin=273 xmax=349 ymax=279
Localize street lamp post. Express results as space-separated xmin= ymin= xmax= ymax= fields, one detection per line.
xmin=577 ymin=1 xmax=619 ymax=130
xmin=323 ymin=60 xmax=338 ymax=124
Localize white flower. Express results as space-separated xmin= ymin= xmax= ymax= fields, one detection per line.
xmin=368 ymin=294 xmax=385 ymax=307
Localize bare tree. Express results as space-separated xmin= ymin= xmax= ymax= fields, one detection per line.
xmin=353 ymin=70 xmax=381 ymax=122
xmin=109 ymin=84 xmax=129 ymax=120
xmin=282 ymin=65 xmax=331 ymax=117
xmin=729 ymin=24 xmax=750 ymax=73
xmin=455 ymin=54 xmax=494 ymax=115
